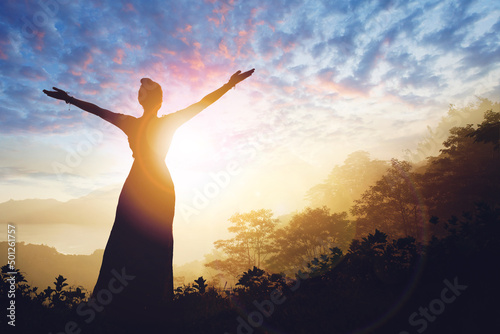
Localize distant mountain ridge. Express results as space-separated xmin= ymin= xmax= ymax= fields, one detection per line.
xmin=0 ymin=242 xmax=103 ymax=292
xmin=0 ymin=186 xmax=122 ymax=255
xmin=0 ymin=186 xmax=121 ymax=226
xmin=0 ymin=242 xmax=213 ymax=293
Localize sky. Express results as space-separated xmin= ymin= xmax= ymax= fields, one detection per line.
xmin=1 ymin=0 xmax=500 ymax=260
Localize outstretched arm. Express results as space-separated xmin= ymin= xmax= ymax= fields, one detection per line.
xmin=42 ymin=87 xmax=127 ymax=128
xmin=172 ymin=69 xmax=255 ymax=124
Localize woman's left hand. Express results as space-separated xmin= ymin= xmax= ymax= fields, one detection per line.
xmin=228 ymin=69 xmax=255 ymax=87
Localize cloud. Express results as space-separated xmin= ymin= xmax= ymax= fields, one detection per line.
xmin=421 ymin=0 xmax=480 ymax=51
xmin=1 ymin=0 xmax=499 ymax=203
xmin=459 ymin=18 xmax=500 ymax=71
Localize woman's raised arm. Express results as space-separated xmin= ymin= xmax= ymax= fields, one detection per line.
xmin=171 ymin=69 xmax=255 ymax=124
xmin=43 ymin=87 xmax=128 ymax=128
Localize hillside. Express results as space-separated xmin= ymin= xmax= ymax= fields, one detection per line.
xmin=0 ymin=186 xmax=120 ymax=226
xmin=0 ymin=242 xmax=216 ymax=293
xmin=0 ymin=242 xmax=103 ymax=293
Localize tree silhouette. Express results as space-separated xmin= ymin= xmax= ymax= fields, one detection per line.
xmin=234 ymin=266 xmax=286 ymax=301
xmin=268 ymin=207 xmax=351 ymax=273
xmin=236 ymin=266 xmax=266 ymax=290
xmin=405 ymin=98 xmax=499 ymax=162
xmin=306 ymin=246 xmax=343 ymax=277
xmin=420 ymin=110 xmax=500 ymax=221
xmin=206 ymin=209 xmax=278 ymax=276
xmin=306 ymin=151 xmax=388 ymax=212
xmin=40 ymin=274 xmax=86 ymax=309
xmin=351 ymin=159 xmax=425 ymax=240
xmin=467 ymin=110 xmax=500 ymax=150
xmin=0 ymin=264 xmax=30 ymax=299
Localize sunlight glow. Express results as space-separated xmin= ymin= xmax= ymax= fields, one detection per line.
xmin=167 ymin=125 xmax=217 ymax=189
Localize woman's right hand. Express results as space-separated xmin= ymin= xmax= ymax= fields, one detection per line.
xmin=43 ymin=87 xmax=71 ymax=102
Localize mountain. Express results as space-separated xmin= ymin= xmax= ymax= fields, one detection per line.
xmin=0 ymin=186 xmax=121 ymax=226
xmin=0 ymin=186 xmax=121 ymax=254
xmin=0 ymin=242 xmax=213 ymax=293
xmin=0 ymin=242 xmax=103 ymax=292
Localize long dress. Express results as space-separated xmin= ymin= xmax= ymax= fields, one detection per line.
xmin=92 ymin=111 xmax=186 ymax=325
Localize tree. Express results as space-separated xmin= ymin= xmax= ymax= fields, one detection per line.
xmin=306 ymin=247 xmax=343 ymax=277
xmin=268 ymin=207 xmax=352 ymax=273
xmin=205 ymin=209 xmax=278 ymax=277
xmin=467 ymin=110 xmax=500 ymax=150
xmin=343 ymin=230 xmax=420 ymax=285
xmin=234 ymin=267 xmax=286 ymax=298
xmin=405 ymin=98 xmax=499 ymax=162
xmin=0 ymin=265 xmax=31 ymax=299
xmin=351 ymin=159 xmax=426 ymax=240
xmin=306 ymin=151 xmax=388 ymax=213
xmin=420 ymin=110 xmax=500 ymax=221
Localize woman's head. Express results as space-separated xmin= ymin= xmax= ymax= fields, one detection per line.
xmin=138 ymin=78 xmax=163 ymax=114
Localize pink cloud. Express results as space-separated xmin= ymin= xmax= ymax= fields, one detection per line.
xmin=282 ymin=86 xmax=296 ymax=94
xmin=278 ymin=41 xmax=296 ymax=53
xmin=207 ymin=2 xmax=232 ymax=27
xmin=67 ymin=51 xmax=93 ymax=80
xmin=83 ymin=53 xmax=93 ymax=70
xmin=125 ymin=43 xmax=141 ymax=50
xmin=159 ymin=48 xmax=177 ymax=56
xmin=207 ymin=16 xmax=220 ymax=27
xmin=34 ymin=31 xmax=45 ymax=52
xmin=152 ymin=53 xmax=164 ymax=59
xmin=0 ymin=48 xmax=8 ymax=60
xmin=19 ymin=66 xmax=47 ymax=81
xmin=91 ymin=47 xmax=102 ymax=55
xmin=100 ymin=82 xmax=118 ymax=89
xmin=182 ymin=44 xmax=206 ymax=70
xmin=115 ymin=68 xmax=134 ymax=74
xmin=0 ymin=37 xmax=8 ymax=60
xmin=213 ymin=3 xmax=231 ymax=16
xmin=306 ymin=79 xmax=368 ymax=99
xmin=233 ymin=22 xmax=258 ymax=59
xmin=218 ymin=40 xmax=234 ymax=61
xmin=177 ymin=24 xmax=192 ymax=33
xmin=113 ymin=49 xmax=125 ymax=64
xmin=123 ymin=3 xmax=136 ymax=12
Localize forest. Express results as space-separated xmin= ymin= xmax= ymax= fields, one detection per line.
xmin=1 ymin=99 xmax=499 ymax=333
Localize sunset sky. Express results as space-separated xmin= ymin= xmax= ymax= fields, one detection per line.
xmin=1 ymin=0 xmax=499 ymax=261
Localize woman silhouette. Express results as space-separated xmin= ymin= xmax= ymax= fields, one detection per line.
xmin=43 ymin=69 xmax=254 ymax=327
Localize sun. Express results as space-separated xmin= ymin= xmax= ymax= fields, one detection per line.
xmin=166 ymin=125 xmax=215 ymax=189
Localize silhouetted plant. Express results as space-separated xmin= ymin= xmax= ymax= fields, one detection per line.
xmin=193 ymin=276 xmax=208 ymax=294
xmin=1 ymin=265 xmax=28 ymax=295
xmin=236 ymin=266 xmax=265 ymax=289
xmin=234 ymin=266 xmax=286 ymax=301
xmin=46 ymin=275 xmax=68 ymax=308
xmin=39 ymin=274 xmax=86 ymax=309
xmin=174 ymin=284 xmax=197 ymax=298
xmin=306 ymin=246 xmax=343 ymax=277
